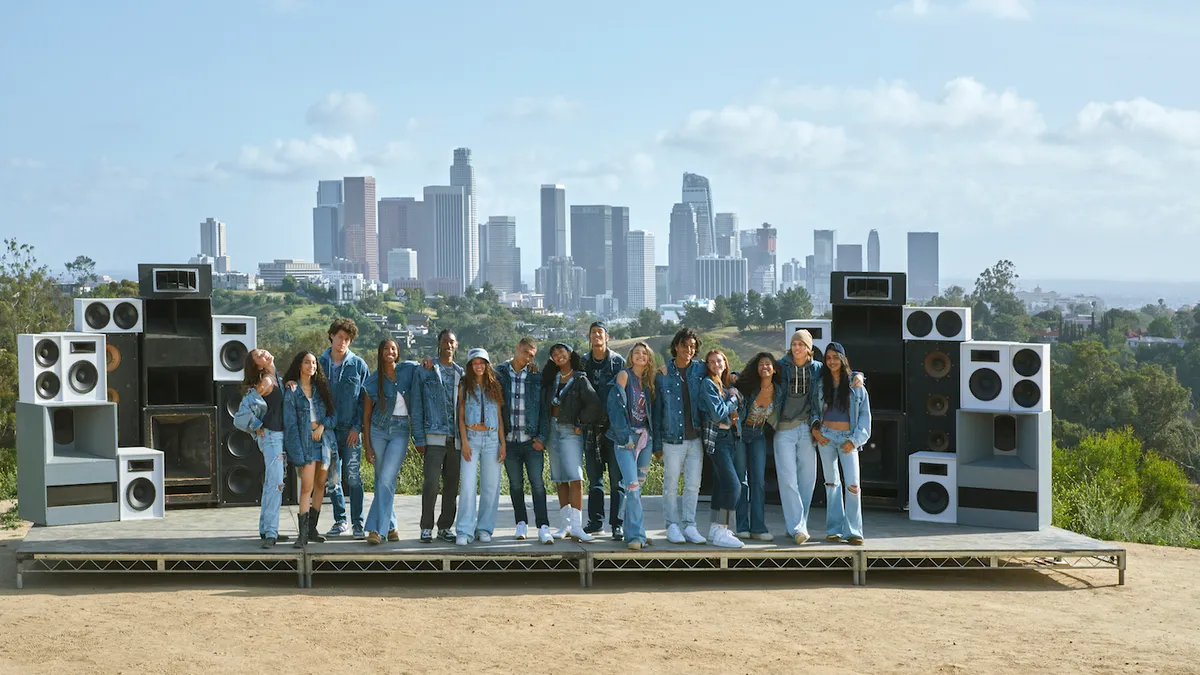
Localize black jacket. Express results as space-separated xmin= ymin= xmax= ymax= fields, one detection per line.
xmin=540 ymin=371 xmax=605 ymax=432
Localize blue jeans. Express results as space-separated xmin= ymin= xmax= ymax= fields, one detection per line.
xmin=735 ymin=426 xmax=769 ymax=534
xmin=586 ymin=429 xmax=623 ymax=528
xmin=614 ymin=430 xmax=650 ymax=545
xmin=709 ymin=429 xmax=741 ymax=513
xmin=505 ymin=439 xmax=549 ymax=528
xmin=456 ymin=429 xmax=502 ymax=541
xmin=661 ymin=438 xmax=703 ymax=529
xmin=364 ymin=417 xmax=409 ymax=535
xmin=326 ymin=428 xmax=364 ymax=529
xmin=818 ymin=426 xmax=864 ymax=540
xmin=257 ymin=430 xmax=285 ymax=539
xmin=774 ymin=424 xmax=818 ymax=537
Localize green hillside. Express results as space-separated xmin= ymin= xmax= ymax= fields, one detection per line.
xmin=611 ymin=327 xmax=784 ymax=369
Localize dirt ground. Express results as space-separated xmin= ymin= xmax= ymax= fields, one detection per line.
xmin=0 ymin=518 xmax=1197 ymax=675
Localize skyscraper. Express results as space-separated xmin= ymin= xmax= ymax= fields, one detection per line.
xmin=570 ymin=205 xmax=613 ymax=298
xmin=424 ymin=185 xmax=467 ymax=295
xmin=611 ymin=206 xmax=630 ymax=312
xmin=484 ymin=216 xmax=521 ymax=293
xmin=540 ymin=184 xmax=566 ymax=264
xmin=696 ymin=257 xmax=748 ymax=300
xmin=655 ymin=266 xmax=669 ymax=309
xmin=867 ymin=229 xmax=881 ymax=272
xmin=682 ymin=173 xmax=715 ymax=257
xmin=378 ymin=197 xmax=415 ymax=284
xmin=907 ymin=231 xmax=940 ymax=301
xmin=199 ymin=217 xmax=229 ymax=273
xmin=386 ymin=248 xmax=418 ymax=281
xmin=743 ymin=222 xmax=777 ymax=295
xmin=450 ymin=148 xmax=479 ymax=287
xmin=714 ymin=212 xmax=739 ymax=257
xmin=313 ymin=180 xmax=343 ymax=266
xmin=813 ymin=229 xmax=837 ymax=307
xmin=536 ymin=256 xmax=586 ymax=312
xmin=626 ymin=230 xmax=656 ymax=312
xmin=668 ymin=202 xmax=698 ymax=301
xmin=343 ymin=176 xmax=378 ymax=281
xmin=836 ymin=244 xmax=863 ymax=272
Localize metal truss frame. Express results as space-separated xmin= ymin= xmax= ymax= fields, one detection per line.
xmin=307 ymin=552 xmax=588 ymax=589
xmin=860 ymin=549 xmax=1126 ymax=586
xmin=15 ymin=552 xmax=305 ymax=589
xmin=588 ymin=550 xmax=859 ymax=586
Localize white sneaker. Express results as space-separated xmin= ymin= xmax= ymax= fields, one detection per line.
xmin=735 ymin=531 xmax=752 ymax=539
xmin=707 ymin=523 xmax=720 ymax=543
xmin=515 ymin=522 xmax=528 ymax=540
xmin=666 ymin=523 xmax=686 ymax=544
xmin=793 ymin=532 xmax=810 ymax=545
xmin=685 ymin=525 xmax=708 ymax=545
xmin=455 ymin=534 xmax=469 ymax=546
xmin=753 ymin=532 xmax=775 ymax=542
xmin=553 ymin=507 xmax=571 ymax=540
xmin=538 ymin=525 xmax=554 ymax=544
xmin=715 ymin=528 xmax=745 ymax=549
xmin=478 ymin=532 xmax=492 ymax=543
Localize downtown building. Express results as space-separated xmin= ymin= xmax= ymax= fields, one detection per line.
xmin=342 ymin=176 xmax=379 ymax=282
xmin=695 ymin=256 xmax=748 ymax=300
xmin=668 ymin=202 xmax=698 ymax=301
xmin=908 ymin=231 xmax=940 ymax=301
xmin=483 ymin=216 xmax=521 ymax=293
xmin=625 ymin=230 xmax=656 ymax=313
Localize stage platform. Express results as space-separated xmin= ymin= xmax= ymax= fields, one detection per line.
xmin=14 ymin=496 xmax=1126 ymax=589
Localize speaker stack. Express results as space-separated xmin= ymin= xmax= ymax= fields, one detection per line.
xmin=75 ymin=298 xmax=144 ymax=447
xmin=212 ymin=315 xmax=265 ymax=505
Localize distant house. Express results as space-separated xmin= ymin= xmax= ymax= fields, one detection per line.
xmin=1127 ymin=336 xmax=1187 ymax=349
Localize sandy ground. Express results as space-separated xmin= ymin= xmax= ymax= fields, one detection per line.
xmin=0 ymin=517 xmax=1198 ymax=675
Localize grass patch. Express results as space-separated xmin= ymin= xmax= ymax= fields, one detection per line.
xmin=1 ymin=505 xmax=18 ymax=530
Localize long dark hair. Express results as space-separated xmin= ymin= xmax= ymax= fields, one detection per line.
xmin=734 ymin=351 xmax=779 ymax=399
xmin=541 ymin=345 xmax=584 ymax=393
xmin=822 ymin=350 xmax=852 ymax=412
xmin=241 ymin=349 xmax=268 ymax=395
xmin=462 ymin=357 xmax=503 ymax=405
xmin=283 ymin=351 xmax=334 ymax=412
xmin=375 ymin=339 xmax=399 ymax=408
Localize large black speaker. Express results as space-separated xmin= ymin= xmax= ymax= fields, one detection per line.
xmin=141 ymin=298 xmax=213 ymax=407
xmin=905 ymin=340 xmax=961 ymax=453
xmin=830 ymin=305 xmax=904 ymax=375
xmin=858 ymin=411 xmax=907 ymax=509
xmin=215 ymin=383 xmax=262 ymax=505
xmin=142 ymin=405 xmax=217 ymax=505
xmin=831 ymin=272 xmax=906 ymax=306
xmin=104 ymin=333 xmax=142 ymax=447
xmin=138 ymin=263 xmax=213 ymax=299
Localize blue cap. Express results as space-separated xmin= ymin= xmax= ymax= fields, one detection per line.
xmin=826 ymin=341 xmax=846 ymax=356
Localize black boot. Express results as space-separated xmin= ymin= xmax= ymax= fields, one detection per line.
xmin=308 ymin=508 xmax=327 ymax=543
xmin=293 ymin=513 xmax=309 ymax=549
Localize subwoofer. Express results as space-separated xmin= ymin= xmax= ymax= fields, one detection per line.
xmin=905 ymin=340 xmax=961 ymax=453
xmin=142 ymin=405 xmax=217 ymax=505
xmin=15 ymin=401 xmax=120 ymax=526
xmin=858 ymin=411 xmax=907 ymax=509
xmin=955 ymin=410 xmax=1052 ymax=530
xmin=215 ymin=382 xmax=263 ymax=505
xmin=104 ymin=333 xmax=142 ymax=447
xmin=141 ymin=298 xmax=213 ymax=406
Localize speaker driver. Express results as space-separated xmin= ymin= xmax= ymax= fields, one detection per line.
xmin=924 ymin=351 xmax=951 ymax=379
xmin=968 ymin=368 xmax=1002 ymax=401
xmin=84 ymin=303 xmax=111 ymax=330
xmin=224 ymin=396 xmax=239 ymax=418
xmin=126 ymin=477 xmax=157 ymax=511
xmin=906 ymin=311 xmax=933 ymax=338
xmin=36 ymin=372 xmax=61 ymax=399
xmin=994 ymin=415 xmax=1017 ymax=453
xmin=935 ymin=310 xmax=963 ymax=339
xmin=220 ymin=341 xmax=248 ymax=373
xmin=68 ymin=361 xmax=99 ymax=394
xmin=227 ymin=431 xmax=256 ymax=459
xmin=916 ymin=481 xmax=950 ymax=515
xmin=225 ymin=465 xmax=257 ymax=496
xmin=105 ymin=343 xmax=122 ymax=372
xmin=113 ymin=301 xmax=140 ymax=330
xmin=929 ymin=430 xmax=950 ymax=452
xmin=1012 ymin=380 xmax=1042 ymax=410
xmin=926 ymin=394 xmax=949 ymax=416
xmin=35 ymin=339 xmax=59 ymax=367
xmin=1012 ymin=348 xmax=1042 ymax=378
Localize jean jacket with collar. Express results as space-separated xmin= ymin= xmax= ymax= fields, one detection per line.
xmin=815 ymin=382 xmax=873 ymax=449
xmin=606 ymin=368 xmax=657 ymax=448
xmin=461 ymin=384 xmax=502 ymax=431
xmin=584 ymin=349 xmax=626 ymax=423
xmin=233 ymin=389 xmax=267 ymax=434
xmin=364 ymin=362 xmax=422 ymax=428
xmin=413 ymin=360 xmax=464 ymax=446
xmin=496 ymin=360 xmax=544 ymax=443
xmin=651 ymin=358 xmax=704 ymax=453
xmin=282 ymin=384 xmax=337 ymax=462
xmin=698 ymin=378 xmax=740 ymax=427
xmin=318 ymin=347 xmax=370 ymax=433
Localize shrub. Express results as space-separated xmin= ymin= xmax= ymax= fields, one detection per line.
xmin=0 ymin=447 xmax=15 ymax=501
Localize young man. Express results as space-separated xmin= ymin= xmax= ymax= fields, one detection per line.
xmin=582 ymin=321 xmax=626 ymax=539
xmin=413 ymin=329 xmax=464 ymax=544
xmin=319 ymin=318 xmax=371 ymax=539
xmin=653 ymin=327 xmax=708 ymax=544
xmin=496 ymin=337 xmax=554 ymax=544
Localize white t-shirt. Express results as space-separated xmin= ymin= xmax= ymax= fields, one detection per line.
xmin=393 ymin=391 xmax=409 ymax=417
xmin=307 ymin=393 xmax=318 ymax=423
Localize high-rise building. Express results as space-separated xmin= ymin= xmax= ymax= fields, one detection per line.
xmin=450 ymin=148 xmax=479 ymax=287
xmin=781 ymin=257 xmax=804 ymax=290
xmin=696 ymin=256 xmax=748 ymax=300
xmin=655 ymin=266 xmax=670 ymax=309
xmin=378 ymin=197 xmax=415 ymax=284
xmin=540 ymin=185 xmax=566 ymax=264
xmin=626 ymin=230 xmax=656 ymax=313
xmin=343 ymin=177 xmax=378 ymax=281
xmin=714 ymin=212 xmax=739 ymax=257
xmin=424 ymin=185 xmax=468 ymax=295
xmin=805 ymin=254 xmax=816 ymax=295
xmin=682 ymin=173 xmax=715 ymax=257
xmin=836 ymin=244 xmax=863 ymax=272
xmin=317 ymin=180 xmax=343 ymax=207
xmin=742 ymin=222 xmax=777 ymax=295
xmin=668 ymin=203 xmax=698 ymax=301
xmin=813 ymin=229 xmax=837 ymax=308
xmin=570 ymin=205 xmax=613 ymax=298
xmin=386 ymin=248 xmax=418 ymax=282
xmin=484 ymin=216 xmax=521 ymax=293
xmin=536 ymin=256 xmax=586 ymax=312
xmin=611 ymin=206 xmax=630 ymax=312
xmin=199 ymin=217 xmax=229 ymax=273
xmin=907 ymin=231 xmax=940 ymax=301
xmin=313 ymin=206 xmax=339 ymax=266
xmin=868 ymin=229 xmax=881 ymax=272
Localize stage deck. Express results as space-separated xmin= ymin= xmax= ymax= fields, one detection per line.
xmin=15 ymin=496 xmax=1125 ymax=588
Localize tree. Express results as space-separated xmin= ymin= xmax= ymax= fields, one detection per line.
xmin=1148 ymin=316 xmax=1176 ymax=339
xmin=681 ymin=302 xmax=716 ymax=330
xmin=745 ymin=290 xmax=763 ymax=329
xmin=928 ymin=285 xmax=968 ymax=307
xmin=88 ymin=279 xmax=140 ymax=298
xmin=760 ymin=294 xmax=781 ymax=330
xmin=711 ymin=296 xmax=733 ymax=328
xmin=63 ymin=255 xmax=98 ymax=288
xmin=968 ymin=261 xmax=1029 ymax=341
xmin=773 ymin=286 xmax=812 ymax=327
xmin=278 ymin=275 xmax=298 ymax=293
xmin=630 ymin=308 xmax=663 ymax=337
xmin=727 ymin=293 xmax=751 ymax=332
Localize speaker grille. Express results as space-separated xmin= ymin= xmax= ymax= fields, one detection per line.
xmin=935 ymin=310 xmax=963 ymax=338
xmin=85 ymin=302 xmax=111 ymax=330
xmin=994 ymin=415 xmax=1017 ymax=453
xmin=105 ymin=343 xmax=122 ymax=372
xmin=126 ymin=477 xmax=157 ymax=511
xmin=916 ymin=481 xmax=950 ymax=515
xmin=968 ymin=368 xmax=1003 ymax=402
xmin=906 ymin=310 xmax=933 ymax=338
xmin=225 ymin=465 xmax=257 ymax=497
xmin=928 ymin=430 xmax=950 ymax=452
xmin=926 ymin=394 xmax=949 ymax=416
xmin=226 ymin=431 xmax=256 ymax=459
xmin=1012 ymin=380 xmax=1042 ymax=409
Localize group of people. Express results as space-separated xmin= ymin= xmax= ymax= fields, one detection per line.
xmin=232 ymin=318 xmax=872 ymax=551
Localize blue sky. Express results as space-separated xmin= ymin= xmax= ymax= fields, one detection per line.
xmin=3 ymin=0 xmax=1200 ymax=286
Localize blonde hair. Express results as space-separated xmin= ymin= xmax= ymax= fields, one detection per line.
xmin=627 ymin=342 xmax=656 ymax=403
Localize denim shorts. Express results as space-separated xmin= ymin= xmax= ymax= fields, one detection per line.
xmin=548 ymin=423 xmax=585 ymax=483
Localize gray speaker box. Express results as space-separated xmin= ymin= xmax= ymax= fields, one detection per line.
xmin=16 ymin=401 xmax=121 ymax=526
xmin=955 ymin=410 xmax=1051 ymax=530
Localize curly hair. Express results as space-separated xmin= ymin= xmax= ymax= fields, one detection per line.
xmin=541 ymin=344 xmax=584 ymax=392
xmin=328 ymin=318 xmax=358 ymax=342
xmin=670 ymin=327 xmax=702 ymax=358
xmin=733 ymin=351 xmax=780 ymax=400
xmin=283 ymin=351 xmax=334 ymax=412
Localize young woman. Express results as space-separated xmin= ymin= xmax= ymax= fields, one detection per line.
xmin=455 ymin=348 xmax=507 ymax=545
xmin=232 ymin=349 xmax=289 ymax=549
xmin=699 ymin=349 xmax=744 ymax=549
xmin=813 ymin=342 xmax=871 ymax=545
xmin=540 ymin=343 xmax=603 ymax=542
xmin=282 ymin=351 xmax=336 ymax=548
xmin=732 ymin=352 xmax=781 ymax=541
xmin=606 ymin=342 xmax=656 ymax=550
xmin=362 ymin=339 xmax=421 ymax=545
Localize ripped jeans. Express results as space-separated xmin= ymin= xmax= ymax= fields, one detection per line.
xmin=817 ymin=426 xmax=863 ymax=540
xmin=257 ymin=429 xmax=286 ymax=539
xmin=614 ymin=428 xmax=651 ymax=545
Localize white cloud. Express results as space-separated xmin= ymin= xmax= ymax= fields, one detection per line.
xmin=1075 ymin=98 xmax=1200 ymax=146
xmin=963 ymin=0 xmax=1032 ymax=20
xmin=501 ymin=95 xmax=583 ymax=121
xmin=6 ymin=157 xmax=45 ymax=170
xmin=306 ymin=92 xmax=377 ymax=130
xmin=557 ymin=152 xmax=657 ymax=192
xmin=363 ymin=141 xmax=414 ymax=167
xmin=657 ymin=105 xmax=850 ymax=168
xmin=884 ymin=0 xmax=1032 ymax=20
xmin=224 ymin=134 xmax=357 ymax=180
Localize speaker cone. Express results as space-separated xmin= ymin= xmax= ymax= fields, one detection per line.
xmin=926 ymin=394 xmax=949 ymax=416
xmin=105 ymin=343 xmax=122 ymax=372
xmin=35 ymin=339 xmax=59 ymax=367
xmin=1012 ymin=348 xmax=1042 ymax=378
xmin=227 ymin=431 xmax=256 ymax=459
xmin=968 ymin=368 xmax=1002 ymax=401
xmin=84 ymin=303 xmax=111 ymax=330
xmin=906 ymin=311 xmax=933 ymax=338
xmin=224 ymin=395 xmax=240 ymax=418
xmin=916 ymin=481 xmax=950 ymax=515
xmin=924 ymin=351 xmax=951 ymax=379
xmin=113 ymin=302 xmax=140 ymax=330
xmin=225 ymin=466 xmax=256 ymax=496
xmin=935 ymin=310 xmax=963 ymax=339
xmin=929 ymin=430 xmax=950 ymax=452
xmin=994 ymin=415 xmax=1017 ymax=453
xmin=1012 ymin=380 xmax=1041 ymax=409
xmin=36 ymin=372 xmax=61 ymax=400
xmin=126 ymin=477 xmax=156 ymax=511
xmin=68 ymin=361 xmax=99 ymax=394
xmin=220 ymin=340 xmax=248 ymax=373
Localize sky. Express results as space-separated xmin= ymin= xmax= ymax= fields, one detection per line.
xmin=2 ymin=0 xmax=1200 ymax=288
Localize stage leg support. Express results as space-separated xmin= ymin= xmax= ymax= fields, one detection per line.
xmin=1118 ymin=551 xmax=1126 ymax=586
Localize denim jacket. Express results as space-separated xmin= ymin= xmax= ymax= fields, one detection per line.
xmin=364 ymin=362 xmax=422 ymax=427
xmin=233 ymin=389 xmax=267 ymax=434
xmin=775 ymin=357 xmax=824 ymax=428
xmin=584 ymin=349 xmax=626 ymax=422
xmin=698 ymin=378 xmax=740 ymax=426
xmin=496 ymin=360 xmax=544 ymax=443
xmin=282 ymin=385 xmax=336 ymax=461
xmin=606 ymin=368 xmax=656 ymax=448
xmin=318 ymin=347 xmax=370 ymax=433
xmin=816 ymin=382 xmax=873 ymax=449
xmin=413 ymin=360 xmax=464 ymax=446
xmin=461 ymin=385 xmax=502 ymax=431
xmin=651 ymin=358 xmax=704 ymax=453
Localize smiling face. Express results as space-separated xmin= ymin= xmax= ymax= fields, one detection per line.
xmin=471 ymin=358 xmax=488 ymax=376
xmin=706 ymin=351 xmax=727 ymax=380
xmin=825 ymin=349 xmax=843 ymax=374
xmin=252 ymin=349 xmax=274 ymax=372
xmin=790 ymin=337 xmax=811 ymax=365
xmin=551 ymin=346 xmax=571 ymax=368
xmin=439 ymin=332 xmax=458 ymax=360
xmin=676 ymin=337 xmax=697 ymax=363
xmin=630 ymin=345 xmax=652 ymax=369
xmin=301 ymin=353 xmax=317 ymax=379
xmin=381 ymin=341 xmax=399 ymax=366
xmin=757 ymin=356 xmax=775 ymax=379
xmin=589 ymin=326 xmax=607 ymax=350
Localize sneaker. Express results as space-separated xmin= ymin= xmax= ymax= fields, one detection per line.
xmin=611 ymin=525 xmax=623 ymax=541
xmin=735 ymin=531 xmax=752 ymax=539
xmin=753 ymin=532 xmax=775 ymax=542
xmin=352 ymin=526 xmax=366 ymax=540
xmin=438 ymin=529 xmax=455 ymax=543
xmin=666 ymin=523 xmax=686 ymax=544
xmin=715 ymin=529 xmax=745 ymax=549
xmin=793 ymin=532 xmax=810 ymax=545
xmin=825 ymin=534 xmax=842 ymax=542
xmin=538 ymin=525 xmax=554 ymax=544
xmin=584 ymin=520 xmax=603 ymax=535
xmin=848 ymin=536 xmax=865 ymax=546
xmin=387 ymin=530 xmax=400 ymax=542
xmin=627 ymin=541 xmax=642 ymax=550
xmin=684 ymin=525 xmax=708 ymax=545
xmin=367 ymin=531 xmax=381 ymax=545
xmin=327 ymin=521 xmax=350 ymax=537
xmin=455 ymin=534 xmax=469 ymax=546
xmin=420 ymin=529 xmax=434 ymax=544
xmin=478 ymin=532 xmax=492 ymax=543
xmin=515 ymin=522 xmax=528 ymax=540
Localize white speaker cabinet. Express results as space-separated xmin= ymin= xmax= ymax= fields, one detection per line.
xmin=903 ymin=307 xmax=971 ymax=342
xmin=1010 ymin=343 xmax=1051 ymax=413
xmin=784 ymin=319 xmax=832 ymax=358
xmin=74 ymin=298 xmax=144 ymax=333
xmin=117 ymin=447 xmax=165 ymax=521
xmin=960 ymin=341 xmax=1011 ymax=412
xmin=18 ymin=333 xmax=108 ymax=405
xmin=212 ymin=315 xmax=257 ymax=382
xmin=908 ymin=451 xmax=957 ymax=524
